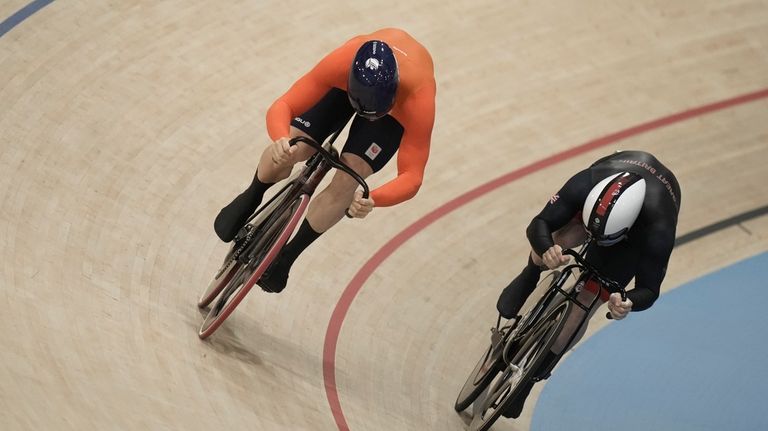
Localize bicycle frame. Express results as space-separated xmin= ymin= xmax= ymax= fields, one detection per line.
xmin=234 ymin=127 xmax=371 ymax=265
xmin=501 ymin=241 xmax=626 ymax=369
xmin=198 ymin=124 xmax=372 ymax=338
xmin=456 ymin=242 xmax=629 ymax=428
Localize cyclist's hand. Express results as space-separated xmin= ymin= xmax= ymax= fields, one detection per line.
xmin=542 ymin=245 xmax=569 ymax=270
xmin=347 ymin=189 xmax=374 ymax=219
xmin=607 ymin=292 xmax=633 ymax=320
xmin=270 ymin=137 xmax=295 ymax=166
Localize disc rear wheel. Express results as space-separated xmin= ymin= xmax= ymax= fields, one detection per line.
xmin=455 ymin=328 xmax=510 ymax=412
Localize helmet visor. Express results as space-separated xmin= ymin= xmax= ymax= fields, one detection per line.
xmin=358 ymin=110 xmax=388 ymax=121
xmin=348 ymin=94 xmax=392 ymax=120
xmin=594 ymin=228 xmax=628 ymax=246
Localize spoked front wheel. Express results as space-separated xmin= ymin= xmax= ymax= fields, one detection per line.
xmin=198 ymin=194 xmax=310 ymax=339
xmin=469 ymin=301 xmax=570 ymax=431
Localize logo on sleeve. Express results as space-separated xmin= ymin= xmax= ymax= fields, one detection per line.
xmin=365 ymin=142 xmax=382 ymax=160
xmin=549 ymin=194 xmax=560 ymax=205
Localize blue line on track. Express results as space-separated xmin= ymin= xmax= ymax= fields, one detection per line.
xmin=0 ymin=0 xmax=55 ymax=39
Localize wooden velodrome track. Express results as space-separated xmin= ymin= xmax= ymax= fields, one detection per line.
xmin=2 ymin=1 xmax=767 ymax=430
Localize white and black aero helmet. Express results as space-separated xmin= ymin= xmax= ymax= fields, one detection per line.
xmin=582 ymin=172 xmax=646 ymax=246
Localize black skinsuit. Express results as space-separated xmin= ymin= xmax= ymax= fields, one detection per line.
xmin=526 ymin=150 xmax=681 ymax=310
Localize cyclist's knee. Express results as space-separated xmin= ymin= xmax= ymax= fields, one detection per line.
xmin=551 ymin=217 xmax=588 ymax=247
xmin=286 ymin=143 xmax=315 ymax=165
xmin=339 ymin=153 xmax=373 ymax=178
xmin=323 ymin=175 xmax=358 ymax=202
xmin=288 ymin=127 xmax=320 ymax=161
xmin=327 ymin=159 xmax=369 ymax=195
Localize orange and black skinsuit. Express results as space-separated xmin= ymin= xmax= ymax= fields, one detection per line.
xmin=266 ymin=27 xmax=436 ymax=206
xmin=214 ymin=29 xmax=436 ymax=293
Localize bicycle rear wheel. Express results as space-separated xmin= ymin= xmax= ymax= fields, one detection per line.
xmin=198 ymin=193 xmax=309 ymax=339
xmin=455 ymin=332 xmax=508 ymax=412
xmin=469 ymin=301 xmax=570 ymax=431
xmin=455 ymin=271 xmax=562 ymax=412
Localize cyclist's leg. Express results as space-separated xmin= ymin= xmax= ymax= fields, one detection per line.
xmin=304 ymin=154 xmax=373 ymax=228
xmin=500 ymin=347 xmax=561 ymax=418
xmin=299 ymin=114 xmax=403 ymax=231
xmin=214 ymin=129 xmax=315 ymax=242
xmin=501 ymin=379 xmax=535 ymax=419
xmin=214 ymin=89 xmax=350 ymax=242
xmin=497 ymin=216 xmax=588 ymax=318
xmin=548 ymin=246 xmax=636 ymax=350
xmin=538 ymin=249 xmax=636 ymax=373
xmin=497 ymin=253 xmax=543 ymax=319
xmin=259 ymin=114 xmax=403 ymax=292
xmin=550 ymin=282 xmax=607 ymax=356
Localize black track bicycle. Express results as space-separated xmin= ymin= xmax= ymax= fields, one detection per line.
xmin=197 ymin=130 xmax=368 ymax=339
xmin=454 ymin=243 xmax=625 ymax=431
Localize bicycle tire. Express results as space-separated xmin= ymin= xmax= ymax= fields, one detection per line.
xmin=469 ymin=301 xmax=570 ymax=431
xmin=454 ymin=343 xmax=504 ymax=412
xmin=198 ymin=194 xmax=310 ymax=339
xmin=197 ymin=260 xmax=242 ymax=308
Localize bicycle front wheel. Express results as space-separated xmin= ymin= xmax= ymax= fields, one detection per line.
xmin=469 ymin=301 xmax=570 ymax=431
xmin=198 ymin=182 xmax=298 ymax=308
xmin=198 ymin=194 xmax=310 ymax=339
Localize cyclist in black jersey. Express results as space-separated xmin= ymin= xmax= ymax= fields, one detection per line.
xmin=496 ymin=150 xmax=681 ymax=419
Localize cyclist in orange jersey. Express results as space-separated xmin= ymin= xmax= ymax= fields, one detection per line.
xmin=214 ymin=28 xmax=436 ymax=293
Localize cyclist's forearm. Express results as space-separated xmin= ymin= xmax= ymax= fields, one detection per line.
xmin=629 ymin=241 xmax=670 ymax=311
xmin=527 ymin=172 xmax=588 ymax=255
xmin=526 ymin=217 xmax=554 ymax=256
xmin=370 ymin=173 xmax=422 ymax=207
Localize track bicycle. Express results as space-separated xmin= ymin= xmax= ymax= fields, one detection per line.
xmin=197 ymin=130 xmax=369 ymax=339
xmin=455 ymin=243 xmax=626 ymax=431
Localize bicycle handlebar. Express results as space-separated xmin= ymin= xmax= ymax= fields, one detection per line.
xmin=562 ymin=248 xmax=627 ymax=320
xmin=288 ymin=136 xmax=370 ymax=199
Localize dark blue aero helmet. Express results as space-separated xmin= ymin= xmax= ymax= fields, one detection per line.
xmin=348 ymin=40 xmax=399 ymax=120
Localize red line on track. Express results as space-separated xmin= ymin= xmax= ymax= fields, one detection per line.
xmin=322 ymin=88 xmax=768 ymax=431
